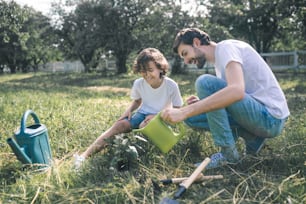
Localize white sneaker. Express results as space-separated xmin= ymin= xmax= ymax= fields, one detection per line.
xmin=73 ymin=154 xmax=85 ymax=169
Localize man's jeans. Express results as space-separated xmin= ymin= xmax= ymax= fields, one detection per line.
xmin=184 ymin=74 xmax=287 ymax=147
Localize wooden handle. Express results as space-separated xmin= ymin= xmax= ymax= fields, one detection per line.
xmin=164 ymin=174 xmax=223 ymax=184
xmin=180 ymin=157 xmax=211 ymax=189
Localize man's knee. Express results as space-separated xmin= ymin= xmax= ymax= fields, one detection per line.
xmin=195 ymin=74 xmax=226 ymax=97
xmin=195 ymin=74 xmax=213 ymax=91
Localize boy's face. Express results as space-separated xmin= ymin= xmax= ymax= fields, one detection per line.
xmin=140 ymin=61 xmax=163 ymax=87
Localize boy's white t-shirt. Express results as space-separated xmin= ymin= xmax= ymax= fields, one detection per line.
xmin=131 ymin=76 xmax=183 ymax=114
xmin=215 ymin=40 xmax=290 ymax=119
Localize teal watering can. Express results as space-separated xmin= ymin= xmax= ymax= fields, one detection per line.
xmin=7 ymin=110 xmax=52 ymax=167
xmin=133 ymin=112 xmax=186 ymax=153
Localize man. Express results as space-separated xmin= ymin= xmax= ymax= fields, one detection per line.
xmin=161 ymin=28 xmax=289 ymax=169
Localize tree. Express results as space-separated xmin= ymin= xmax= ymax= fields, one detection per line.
xmin=0 ymin=0 xmax=61 ymax=73
xmin=58 ymin=2 xmax=101 ymax=72
xmin=133 ymin=0 xmax=196 ymax=74
xmin=0 ymin=0 xmax=27 ymax=73
xmin=271 ymin=0 xmax=306 ymax=51
xmin=22 ymin=8 xmax=60 ymax=72
xmin=55 ymin=0 xmax=149 ymax=73
xmin=206 ymin=0 xmax=303 ymax=52
xmin=55 ymin=0 xmax=201 ymax=74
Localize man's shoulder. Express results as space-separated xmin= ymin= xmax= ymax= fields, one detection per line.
xmin=218 ymin=39 xmax=246 ymax=46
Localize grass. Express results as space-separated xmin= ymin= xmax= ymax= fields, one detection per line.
xmin=0 ymin=71 xmax=305 ymax=204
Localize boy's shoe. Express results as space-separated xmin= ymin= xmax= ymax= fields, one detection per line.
xmin=195 ymin=146 xmax=240 ymax=170
xmin=245 ymin=137 xmax=266 ymax=155
xmin=73 ymin=154 xmax=85 ymax=169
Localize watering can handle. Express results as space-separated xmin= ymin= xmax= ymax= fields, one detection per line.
xmin=158 ymin=112 xmax=186 ymax=139
xmin=20 ymin=110 xmax=40 ymax=135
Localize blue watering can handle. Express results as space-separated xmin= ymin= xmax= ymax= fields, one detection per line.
xmin=20 ymin=110 xmax=40 ymax=135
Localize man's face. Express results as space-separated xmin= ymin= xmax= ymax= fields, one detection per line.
xmin=177 ymin=43 xmax=206 ymax=69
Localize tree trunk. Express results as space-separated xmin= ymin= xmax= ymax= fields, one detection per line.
xmin=116 ymin=54 xmax=127 ymax=74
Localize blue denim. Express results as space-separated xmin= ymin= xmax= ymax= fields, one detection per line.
xmin=184 ymin=74 xmax=287 ymax=147
xmin=125 ymin=112 xmax=149 ymax=129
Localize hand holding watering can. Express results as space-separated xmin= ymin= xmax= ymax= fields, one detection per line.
xmin=133 ymin=112 xmax=186 ymax=153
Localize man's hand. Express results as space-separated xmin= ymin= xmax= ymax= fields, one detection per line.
xmin=161 ymin=108 xmax=186 ymax=124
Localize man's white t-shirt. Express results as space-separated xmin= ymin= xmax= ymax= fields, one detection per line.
xmin=215 ymin=40 xmax=290 ymax=119
xmin=131 ymin=77 xmax=183 ymax=114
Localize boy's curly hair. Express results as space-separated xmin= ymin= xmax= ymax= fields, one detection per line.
xmin=132 ymin=48 xmax=169 ymax=76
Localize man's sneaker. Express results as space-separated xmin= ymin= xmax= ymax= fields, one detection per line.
xmin=245 ymin=137 xmax=265 ymax=155
xmin=73 ymin=154 xmax=85 ymax=169
xmin=195 ymin=146 xmax=240 ymax=169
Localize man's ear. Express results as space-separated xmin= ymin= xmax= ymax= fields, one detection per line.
xmin=193 ymin=38 xmax=201 ymax=47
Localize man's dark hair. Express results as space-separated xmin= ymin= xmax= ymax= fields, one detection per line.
xmin=173 ymin=28 xmax=211 ymax=54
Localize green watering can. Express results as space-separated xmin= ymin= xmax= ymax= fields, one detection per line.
xmin=133 ymin=112 xmax=186 ymax=153
xmin=7 ymin=110 xmax=52 ymax=167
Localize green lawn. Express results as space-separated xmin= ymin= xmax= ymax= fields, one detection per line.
xmin=0 ymin=71 xmax=305 ymax=203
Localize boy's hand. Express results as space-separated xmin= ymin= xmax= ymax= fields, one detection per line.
xmin=118 ymin=110 xmax=132 ymax=121
xmin=143 ymin=114 xmax=155 ymax=124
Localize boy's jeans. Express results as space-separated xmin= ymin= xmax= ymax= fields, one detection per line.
xmin=184 ymin=74 xmax=287 ymax=148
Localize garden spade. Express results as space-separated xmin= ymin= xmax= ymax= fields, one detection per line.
xmin=159 ymin=157 xmax=211 ymax=204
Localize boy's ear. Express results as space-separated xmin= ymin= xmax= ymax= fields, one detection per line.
xmin=193 ymin=38 xmax=201 ymax=47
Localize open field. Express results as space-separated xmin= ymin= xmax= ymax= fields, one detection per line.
xmin=0 ymin=71 xmax=305 ymax=203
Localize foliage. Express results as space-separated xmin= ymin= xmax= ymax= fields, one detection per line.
xmin=206 ymin=0 xmax=305 ymax=52
xmin=0 ymin=0 xmax=61 ymax=73
xmin=56 ymin=0 xmax=151 ymax=73
xmin=272 ymin=0 xmax=306 ymax=51
xmin=56 ymin=0 xmax=196 ymax=74
xmin=0 ymin=0 xmax=28 ymax=73
xmin=0 ymin=71 xmax=305 ymax=203
xmin=0 ymin=0 xmax=305 ymax=74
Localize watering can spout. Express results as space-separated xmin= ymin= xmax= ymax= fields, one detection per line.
xmin=7 ymin=137 xmax=32 ymax=164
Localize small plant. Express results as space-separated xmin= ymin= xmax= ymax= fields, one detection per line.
xmin=106 ymin=134 xmax=140 ymax=171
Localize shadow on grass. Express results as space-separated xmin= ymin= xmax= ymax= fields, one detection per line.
xmin=0 ymin=72 xmax=136 ymax=99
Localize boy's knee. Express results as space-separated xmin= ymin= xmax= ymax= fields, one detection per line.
xmin=115 ymin=120 xmax=131 ymax=132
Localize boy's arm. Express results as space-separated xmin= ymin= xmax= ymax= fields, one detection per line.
xmin=118 ymin=99 xmax=142 ymax=120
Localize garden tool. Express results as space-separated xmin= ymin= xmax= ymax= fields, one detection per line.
xmin=160 ymin=174 xmax=223 ymax=185
xmin=159 ymin=157 xmax=211 ymax=204
xmin=133 ymin=112 xmax=186 ymax=153
xmin=7 ymin=110 xmax=52 ymax=168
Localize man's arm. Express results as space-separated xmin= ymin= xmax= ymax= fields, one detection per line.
xmin=162 ymin=61 xmax=245 ymax=123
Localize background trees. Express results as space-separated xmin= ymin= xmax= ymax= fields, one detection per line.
xmin=207 ymin=0 xmax=306 ymax=52
xmin=0 ymin=0 xmax=305 ymax=74
xmin=0 ymin=0 xmax=60 ymax=73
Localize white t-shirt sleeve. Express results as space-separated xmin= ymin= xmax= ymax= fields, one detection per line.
xmin=166 ymin=78 xmax=183 ymax=107
xmin=130 ymin=78 xmax=141 ymax=100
